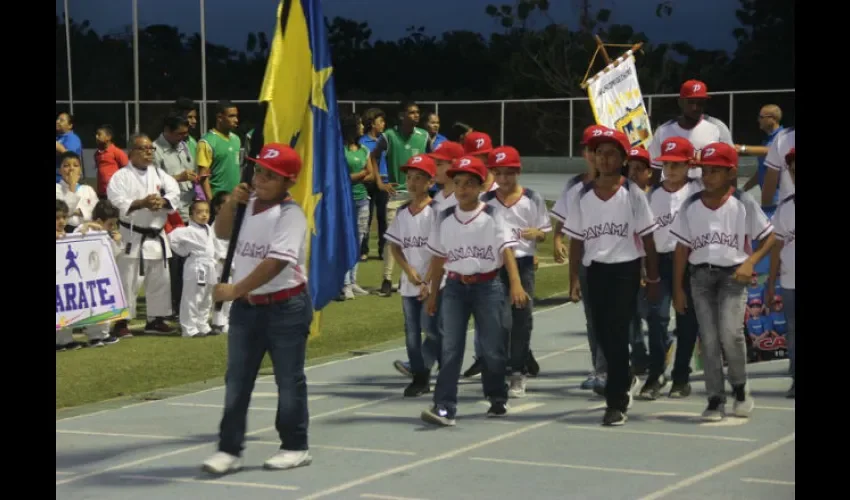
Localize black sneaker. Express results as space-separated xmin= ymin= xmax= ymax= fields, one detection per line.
xmin=403 ymin=373 xmax=431 ymax=397
xmin=463 ymin=358 xmax=484 ymax=378
xmin=526 ymin=350 xmax=540 ymax=377
xmin=668 ymin=381 xmax=692 ymax=399
xmin=421 ymin=405 xmax=455 ymax=426
xmin=145 ymin=318 xmax=175 ymax=334
xmin=701 ymin=396 xmax=725 ymax=422
xmin=638 ymin=374 xmax=667 ymax=401
xmin=378 ymin=279 xmax=393 ymax=297
xmin=487 ymin=401 xmax=508 ymax=417
xmin=602 ymin=407 xmax=627 ymax=426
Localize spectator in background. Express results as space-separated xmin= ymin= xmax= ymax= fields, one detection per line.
xmin=56 ymin=151 xmax=98 ymax=233
xmin=94 ymin=125 xmax=130 ymax=199
xmin=424 ymin=112 xmax=447 ymax=197
xmin=448 ymin=122 xmax=473 ymax=143
xmin=197 ymin=100 xmax=241 ymax=201
xmin=172 ymin=98 xmax=200 ymax=160
xmin=359 ymin=108 xmax=389 ymax=261
xmin=341 ymin=113 xmax=373 ymax=299
xmin=740 ymin=105 xmax=784 ymax=207
xmin=56 ymin=112 xmax=83 ymax=182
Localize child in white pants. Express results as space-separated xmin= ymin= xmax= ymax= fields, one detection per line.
xmin=211 ymin=192 xmax=232 ymax=334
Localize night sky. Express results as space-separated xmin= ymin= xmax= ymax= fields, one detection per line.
xmin=56 ymin=0 xmax=742 ymax=53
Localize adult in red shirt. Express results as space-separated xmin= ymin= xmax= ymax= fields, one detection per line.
xmin=94 ymin=125 xmax=129 ymax=198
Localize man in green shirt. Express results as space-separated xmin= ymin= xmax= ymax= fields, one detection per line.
xmin=197 ymin=100 xmax=241 ymax=200
xmin=369 ymin=100 xmax=431 ymax=296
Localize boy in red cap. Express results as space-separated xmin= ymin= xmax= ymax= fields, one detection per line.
xmin=203 ymin=143 xmax=314 ymax=474
xmin=641 ymin=137 xmax=702 ymax=400
xmin=564 ymin=127 xmax=662 ymax=426
xmin=671 ymin=142 xmax=776 ymax=421
xmin=551 ymin=124 xmax=604 ymax=392
xmin=428 ymin=140 xmax=465 ymax=211
xmin=384 ymin=154 xmax=442 ymax=397
xmin=421 ymin=156 xmax=528 ymax=426
xmin=625 ymin=145 xmax=653 ymax=377
xmin=766 ymin=147 xmax=795 ymax=398
xmin=483 ymin=146 xmax=551 ymax=397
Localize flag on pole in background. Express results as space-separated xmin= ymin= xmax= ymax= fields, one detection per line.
xmin=256 ymin=0 xmax=359 ymax=337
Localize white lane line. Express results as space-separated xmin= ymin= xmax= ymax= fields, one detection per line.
xmin=469 ymin=457 xmax=677 ymax=477
xmin=636 ymin=432 xmax=795 ymax=500
xmin=651 ymin=400 xmax=795 ymax=412
xmin=563 ymin=424 xmax=757 ymax=443
xmin=119 ymin=474 xmax=299 ymax=491
xmin=360 ymin=494 xmax=429 ymax=500
xmin=740 ymin=477 xmax=795 ymax=486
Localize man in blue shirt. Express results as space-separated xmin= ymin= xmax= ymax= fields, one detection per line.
xmin=424 ymin=112 xmax=447 ymax=197
xmin=359 ymin=108 xmax=390 ymax=259
xmin=56 ymin=112 xmax=83 ymax=183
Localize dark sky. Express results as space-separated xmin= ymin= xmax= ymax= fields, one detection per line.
xmin=56 ymin=0 xmax=741 ymax=53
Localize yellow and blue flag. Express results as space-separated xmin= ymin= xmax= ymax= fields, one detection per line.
xmin=256 ymin=0 xmax=358 ymax=336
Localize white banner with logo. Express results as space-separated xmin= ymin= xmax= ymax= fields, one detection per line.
xmin=56 ymin=231 xmax=129 ymax=330
xmin=586 ymin=51 xmax=653 ymax=149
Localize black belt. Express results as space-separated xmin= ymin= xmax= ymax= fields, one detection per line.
xmin=690 ymin=262 xmax=737 ymax=271
xmin=119 ymin=220 xmax=167 ymax=276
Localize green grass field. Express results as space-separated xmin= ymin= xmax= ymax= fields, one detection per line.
xmin=56 ymin=204 xmax=570 ymax=413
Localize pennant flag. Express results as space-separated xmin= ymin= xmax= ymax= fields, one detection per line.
xmin=256 ymin=0 xmax=358 ymax=337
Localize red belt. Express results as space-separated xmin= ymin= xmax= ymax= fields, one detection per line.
xmin=446 ymin=269 xmax=499 ymax=284
xmin=242 ymin=283 xmax=306 ymax=306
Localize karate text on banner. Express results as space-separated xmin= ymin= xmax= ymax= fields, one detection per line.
xmin=56 ymin=231 xmax=129 ymax=330
xmin=586 ymin=52 xmax=653 ymax=149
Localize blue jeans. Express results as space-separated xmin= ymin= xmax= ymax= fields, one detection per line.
xmin=217 ymin=291 xmax=314 ymax=456
xmin=403 ymin=294 xmax=442 ymax=374
xmin=434 ymin=276 xmax=509 ymax=417
xmin=344 ymin=198 xmax=370 ymax=286
xmin=500 ymin=256 xmax=535 ymax=374
xmin=579 ymin=262 xmax=606 ymax=374
xmin=781 ymin=288 xmax=795 ymax=378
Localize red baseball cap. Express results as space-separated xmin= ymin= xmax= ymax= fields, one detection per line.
xmin=654 ymin=137 xmax=695 ymax=163
xmin=697 ymin=142 xmax=738 ymax=168
xmin=627 ymin=146 xmax=651 ymax=165
xmin=487 ymin=146 xmax=522 ymax=169
xmin=428 ymin=140 xmax=465 ymax=162
xmin=785 ymin=147 xmax=795 ymax=165
xmin=248 ymin=143 xmax=302 ymax=179
xmin=586 ymin=127 xmax=631 ymax=155
xmin=581 ymin=124 xmax=608 ymax=145
xmin=680 ymin=79 xmax=710 ymax=99
xmin=463 ymin=131 xmax=493 ymax=155
xmin=400 ymin=154 xmax=436 ymax=178
xmin=447 ymin=155 xmax=488 ymax=183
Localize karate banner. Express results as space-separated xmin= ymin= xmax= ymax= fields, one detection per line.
xmin=56 ymin=231 xmax=129 ymax=330
xmin=585 ymin=51 xmax=653 ymax=149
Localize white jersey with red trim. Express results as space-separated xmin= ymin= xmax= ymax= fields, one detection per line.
xmin=771 ymin=194 xmax=795 ymax=289
xmin=384 ymin=200 xmax=439 ymax=296
xmin=764 ymin=127 xmax=795 ymax=202
xmin=562 ymin=178 xmax=658 ymax=267
xmin=647 ymin=178 xmax=703 ymax=253
xmin=479 ymin=180 xmax=499 ymax=200
xmin=670 ymin=188 xmax=773 ymax=267
xmin=228 ymin=195 xmax=308 ymax=295
xmin=649 ymin=116 xmax=733 ymax=179
xmin=550 ymin=174 xmax=587 ymax=224
xmin=427 ymin=202 xmax=518 ymax=274
xmin=432 ymin=189 xmax=457 ymax=211
xmin=482 ymin=188 xmax=552 ymax=258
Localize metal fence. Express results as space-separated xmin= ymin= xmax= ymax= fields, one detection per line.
xmin=56 ymin=88 xmax=794 ymax=157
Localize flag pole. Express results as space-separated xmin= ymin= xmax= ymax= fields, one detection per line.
xmin=200 ymin=0 xmax=208 ymax=133
xmin=132 ymin=0 xmax=141 ymax=133
xmin=63 ymin=0 xmax=74 ymax=116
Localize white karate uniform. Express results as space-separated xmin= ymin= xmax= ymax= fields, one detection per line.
xmin=169 ymin=221 xmax=218 ymax=336
xmin=212 ymin=237 xmax=233 ymax=330
xmin=56 ymin=180 xmax=99 ymax=230
xmin=106 ymin=163 xmax=181 ymax=321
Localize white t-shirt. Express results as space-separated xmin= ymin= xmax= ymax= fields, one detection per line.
xmin=563 ymin=178 xmax=658 ymax=267
xmin=229 ymin=195 xmax=308 ymax=295
xmin=384 ymin=200 xmax=439 ymax=296
xmin=649 ymin=116 xmax=733 ymax=179
xmin=763 ymin=127 xmax=795 ymax=203
xmin=647 ymin=178 xmax=704 ymax=253
xmin=550 ymin=174 xmax=587 ymax=224
xmin=670 ymin=188 xmax=773 ymax=267
xmin=482 ymin=188 xmax=552 ymax=258
xmin=427 ymin=202 xmax=517 ymax=274
xmin=771 ymin=194 xmax=795 ymax=289
xmin=57 ymin=180 xmax=99 ymax=228
xmin=432 ymin=189 xmax=457 ymax=211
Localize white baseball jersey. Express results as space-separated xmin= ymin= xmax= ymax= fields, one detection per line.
xmin=771 ymin=194 xmax=795 ymax=289
xmin=57 ymin=181 xmax=99 ymax=228
xmin=384 ymin=200 xmax=439 ymax=296
xmin=763 ymin=127 xmax=795 ymax=203
xmin=482 ymin=188 xmax=552 ymax=258
xmin=432 ymin=189 xmax=457 ymax=211
xmin=670 ymin=188 xmax=773 ymax=267
xmin=228 ymin=195 xmax=308 ymax=295
xmin=649 ymin=116 xmax=733 ymax=179
xmin=479 ymin=181 xmax=499 ymax=200
xmin=106 ymin=164 xmax=181 ymax=260
xmin=563 ymin=178 xmax=658 ymax=267
xmin=647 ymin=178 xmax=704 ymax=253
xmin=427 ymin=202 xmax=517 ymax=274
xmin=550 ymin=174 xmax=588 ymax=224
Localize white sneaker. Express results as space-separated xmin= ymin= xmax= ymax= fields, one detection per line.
xmin=351 ymin=284 xmax=369 ymax=296
xmin=343 ymin=285 xmax=355 ymax=300
xmin=264 ymin=450 xmax=313 ymax=470
xmin=508 ymin=374 xmax=527 ymax=398
xmin=201 ymin=451 xmax=242 ymax=475
xmin=627 ymin=375 xmax=639 ymax=409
